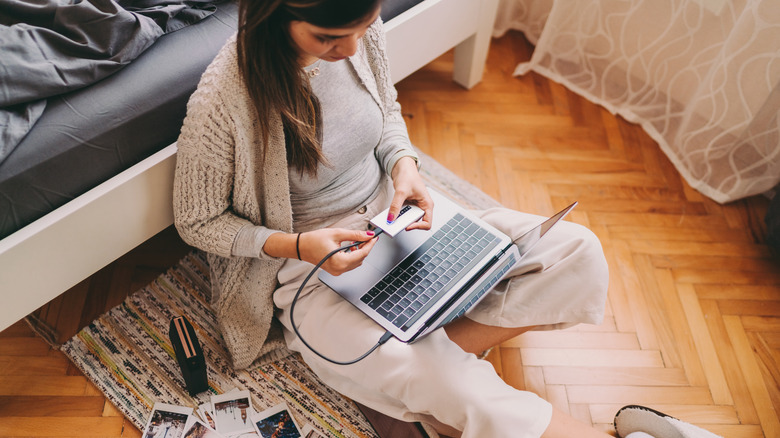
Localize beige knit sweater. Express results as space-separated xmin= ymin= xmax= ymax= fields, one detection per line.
xmin=173 ymin=19 xmax=407 ymax=369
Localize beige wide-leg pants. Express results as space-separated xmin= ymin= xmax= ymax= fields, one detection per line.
xmin=273 ymin=184 xmax=609 ymax=438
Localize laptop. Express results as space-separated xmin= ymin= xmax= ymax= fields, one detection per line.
xmin=319 ymin=188 xmax=577 ymax=343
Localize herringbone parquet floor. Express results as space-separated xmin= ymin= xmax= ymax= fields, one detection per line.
xmin=1 ymin=31 xmax=777 ymax=437
xmin=395 ymin=31 xmax=778 ymax=437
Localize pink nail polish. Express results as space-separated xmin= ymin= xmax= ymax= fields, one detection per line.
xmin=386 ymin=213 xmax=395 ymax=223
xmin=367 ymin=230 xmax=375 ymax=236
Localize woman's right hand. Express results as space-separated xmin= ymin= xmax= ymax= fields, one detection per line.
xmin=298 ymin=228 xmax=379 ymax=276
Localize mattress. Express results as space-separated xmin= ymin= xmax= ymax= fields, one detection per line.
xmin=0 ymin=1 xmax=239 ymax=239
xmin=0 ymin=0 xmax=423 ymax=239
xmin=382 ymin=0 xmax=424 ymax=21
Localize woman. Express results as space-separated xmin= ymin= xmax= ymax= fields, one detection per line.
xmin=173 ymin=0 xmax=611 ymax=436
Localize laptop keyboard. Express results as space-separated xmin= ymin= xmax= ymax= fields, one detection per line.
xmin=359 ymin=213 xmax=502 ymax=330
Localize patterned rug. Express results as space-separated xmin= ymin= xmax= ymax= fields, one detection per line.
xmin=61 ymin=150 xmax=500 ymax=437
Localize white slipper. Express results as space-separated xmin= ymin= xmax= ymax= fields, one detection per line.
xmin=614 ymin=405 xmax=723 ymax=438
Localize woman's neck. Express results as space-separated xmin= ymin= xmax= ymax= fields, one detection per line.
xmin=300 ymin=55 xmax=320 ymax=68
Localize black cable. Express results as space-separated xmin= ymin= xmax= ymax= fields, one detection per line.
xmin=289 ymin=228 xmax=393 ymax=365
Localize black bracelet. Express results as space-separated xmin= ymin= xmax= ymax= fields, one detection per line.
xmin=295 ymin=232 xmax=302 ymax=260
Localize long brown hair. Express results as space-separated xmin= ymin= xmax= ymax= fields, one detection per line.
xmin=237 ymin=0 xmax=382 ymax=176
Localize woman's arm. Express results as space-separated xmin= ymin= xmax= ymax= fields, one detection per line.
xmin=173 ymin=78 xmax=257 ymax=257
xmin=263 ymin=228 xmax=379 ymax=275
xmin=363 ymin=18 xmax=433 ymax=229
xmin=364 ymin=19 xmax=419 ymax=175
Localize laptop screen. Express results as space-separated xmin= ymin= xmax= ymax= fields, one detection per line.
xmin=513 ymin=202 xmax=577 ymax=255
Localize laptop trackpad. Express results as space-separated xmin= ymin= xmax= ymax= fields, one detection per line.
xmin=322 ymin=259 xmax=384 ymax=300
xmin=366 ymin=228 xmax=429 ymax=272
xmin=320 ymin=229 xmax=429 ymax=298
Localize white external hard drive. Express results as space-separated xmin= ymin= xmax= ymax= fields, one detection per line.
xmin=370 ymin=204 xmax=425 ymax=237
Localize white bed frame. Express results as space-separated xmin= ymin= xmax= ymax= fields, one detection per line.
xmin=0 ymin=0 xmax=499 ymax=332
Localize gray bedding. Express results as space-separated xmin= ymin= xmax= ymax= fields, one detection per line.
xmin=0 ymin=0 xmax=422 ymax=239
xmin=0 ymin=0 xmax=219 ymax=163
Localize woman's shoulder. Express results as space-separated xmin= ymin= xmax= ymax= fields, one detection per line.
xmin=355 ymin=17 xmax=389 ymax=75
xmin=196 ymin=34 xmax=242 ymax=92
xmin=185 ymin=34 xmax=251 ymax=122
xmin=180 ymin=35 xmax=248 ymax=150
xmin=362 ymin=16 xmax=386 ymax=51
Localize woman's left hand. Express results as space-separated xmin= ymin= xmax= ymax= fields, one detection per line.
xmin=387 ymin=156 xmax=433 ymax=231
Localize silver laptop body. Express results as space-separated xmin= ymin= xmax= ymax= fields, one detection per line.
xmin=319 ymin=188 xmax=576 ymax=343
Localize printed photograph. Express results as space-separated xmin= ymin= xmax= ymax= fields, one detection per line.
xmin=252 ymin=404 xmax=302 ymax=438
xmin=142 ymin=403 xmax=192 ymax=438
xmin=302 ymin=424 xmax=326 ymax=438
xmin=198 ymin=402 xmax=217 ymax=430
xmin=211 ymin=390 xmax=254 ymax=436
xmin=183 ymin=416 xmax=226 ymax=438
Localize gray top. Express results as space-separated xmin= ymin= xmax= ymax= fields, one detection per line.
xmin=289 ymin=59 xmax=384 ymax=226
xmin=233 ymin=57 xmax=418 ymax=258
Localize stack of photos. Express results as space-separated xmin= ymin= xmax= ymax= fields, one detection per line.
xmin=141 ymin=389 xmax=328 ymax=438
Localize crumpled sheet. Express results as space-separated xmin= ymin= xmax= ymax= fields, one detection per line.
xmin=0 ymin=0 xmax=219 ymax=163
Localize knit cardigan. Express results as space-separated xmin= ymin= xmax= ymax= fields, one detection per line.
xmin=173 ymin=19 xmax=408 ymax=370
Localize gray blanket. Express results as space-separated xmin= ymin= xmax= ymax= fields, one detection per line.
xmin=0 ymin=0 xmax=219 ymax=163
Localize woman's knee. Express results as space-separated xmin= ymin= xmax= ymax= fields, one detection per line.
xmin=559 ymin=222 xmax=610 ymax=293
xmin=561 ymin=221 xmax=606 ymax=261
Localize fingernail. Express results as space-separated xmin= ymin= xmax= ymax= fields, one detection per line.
xmin=366 ymin=230 xmax=375 ymax=236
xmin=386 ymin=213 xmax=395 ymax=223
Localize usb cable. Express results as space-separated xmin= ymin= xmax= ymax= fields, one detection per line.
xmin=289 ymin=227 xmax=393 ymax=365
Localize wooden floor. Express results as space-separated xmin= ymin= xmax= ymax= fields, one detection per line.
xmin=1 ymin=31 xmax=778 ymax=437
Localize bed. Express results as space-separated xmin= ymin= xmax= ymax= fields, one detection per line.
xmin=0 ymin=0 xmax=500 ymax=332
